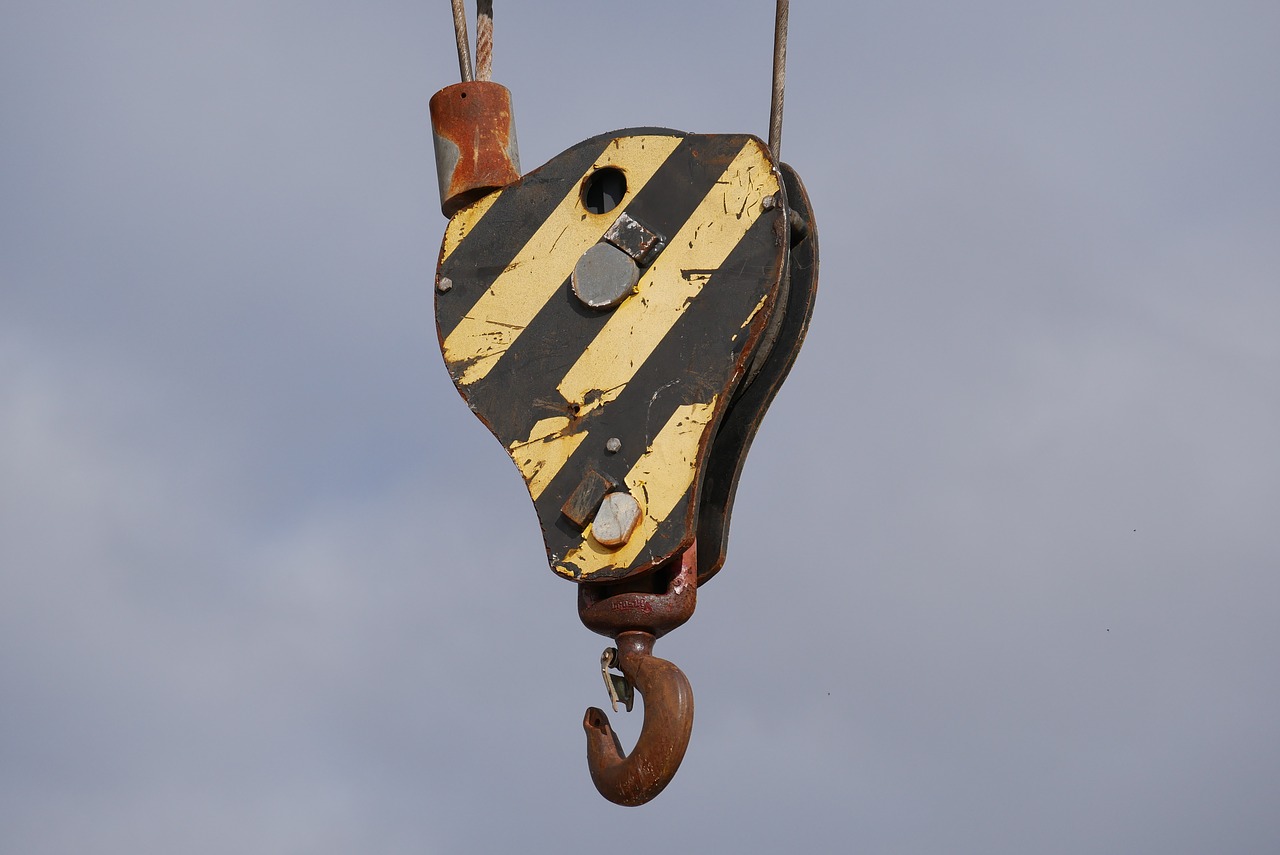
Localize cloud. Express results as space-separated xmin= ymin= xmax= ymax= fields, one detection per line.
xmin=3 ymin=2 xmax=1279 ymax=853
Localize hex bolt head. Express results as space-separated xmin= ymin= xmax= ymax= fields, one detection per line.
xmin=436 ymin=276 xmax=453 ymax=294
xmin=591 ymin=492 xmax=642 ymax=548
xmin=605 ymin=437 xmax=622 ymax=454
xmin=572 ymin=242 xmax=640 ymax=309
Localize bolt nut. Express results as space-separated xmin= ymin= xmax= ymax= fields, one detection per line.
xmin=762 ymin=194 xmax=779 ymax=210
xmin=605 ymin=437 xmax=622 ymax=454
xmin=591 ymin=492 xmax=642 ymax=548
xmin=436 ymin=276 xmax=453 ymax=294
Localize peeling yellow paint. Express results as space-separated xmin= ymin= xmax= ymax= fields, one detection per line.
xmin=557 ymin=142 xmax=779 ymax=418
xmin=741 ymin=292 xmax=770 ymax=329
xmin=508 ymin=416 xmax=587 ymax=500
xmin=441 ymin=135 xmax=685 ymax=386
xmin=440 ymin=190 xmax=503 ymax=265
xmin=556 ymin=399 xmax=717 ymax=577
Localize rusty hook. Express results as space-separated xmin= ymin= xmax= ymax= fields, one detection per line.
xmin=578 ymin=543 xmax=698 ymax=804
xmin=584 ymin=630 xmax=694 ymax=806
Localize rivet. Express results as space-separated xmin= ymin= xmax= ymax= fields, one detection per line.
xmin=591 ymin=492 xmax=642 ymax=548
xmin=605 ymin=437 xmax=622 ymax=454
xmin=436 ymin=276 xmax=453 ymax=293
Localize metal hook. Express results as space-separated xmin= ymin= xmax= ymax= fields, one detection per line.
xmin=578 ymin=543 xmax=698 ymax=804
xmin=584 ymin=630 xmax=694 ymax=806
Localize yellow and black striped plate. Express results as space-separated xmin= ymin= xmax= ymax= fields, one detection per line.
xmin=435 ymin=129 xmax=786 ymax=582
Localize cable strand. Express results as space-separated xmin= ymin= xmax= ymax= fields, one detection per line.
xmin=475 ymin=0 xmax=494 ymax=81
xmin=451 ymin=0 xmax=474 ymax=82
xmin=768 ymin=0 xmax=789 ymax=160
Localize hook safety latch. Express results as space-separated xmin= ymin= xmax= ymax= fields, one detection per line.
xmin=600 ymin=647 xmax=634 ymax=714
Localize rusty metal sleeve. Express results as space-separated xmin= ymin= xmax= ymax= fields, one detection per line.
xmin=429 ymin=81 xmax=520 ymax=216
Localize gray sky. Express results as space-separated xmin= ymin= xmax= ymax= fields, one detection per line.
xmin=3 ymin=1 xmax=1278 ymax=852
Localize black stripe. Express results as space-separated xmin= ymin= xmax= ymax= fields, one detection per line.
xmin=453 ymin=133 xmax=754 ymax=444
xmin=539 ymin=211 xmax=786 ymax=579
xmin=434 ymin=133 xmax=613 ymax=338
xmin=434 ymin=128 xmax=688 ymax=339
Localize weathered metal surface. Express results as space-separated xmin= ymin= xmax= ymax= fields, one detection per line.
xmin=584 ymin=630 xmax=694 ymax=807
xmin=577 ymin=541 xmax=697 ymax=640
xmin=696 ymin=162 xmax=819 ymax=583
xmin=603 ymin=211 xmax=666 ymax=265
xmin=429 ymin=81 xmax=520 ymax=217
xmin=571 ymin=242 xmax=640 ymax=309
xmin=435 ymin=129 xmax=785 ymax=583
xmin=591 ymin=492 xmax=643 ymax=547
xmin=578 ymin=546 xmax=698 ymax=806
xmin=561 ymin=467 xmax=615 ymax=529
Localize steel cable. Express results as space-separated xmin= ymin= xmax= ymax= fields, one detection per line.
xmin=451 ymin=0 xmax=474 ymax=82
xmin=769 ymin=0 xmax=788 ymax=160
xmin=476 ymin=0 xmax=494 ymax=81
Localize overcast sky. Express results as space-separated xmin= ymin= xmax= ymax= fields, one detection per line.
xmin=3 ymin=2 xmax=1278 ymax=853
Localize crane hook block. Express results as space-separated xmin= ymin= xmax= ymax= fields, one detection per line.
xmin=434 ymin=128 xmax=818 ymax=585
xmin=429 ymin=81 xmax=520 ymax=217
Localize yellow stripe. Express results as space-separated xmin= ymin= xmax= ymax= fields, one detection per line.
xmin=442 ymin=135 xmax=684 ymax=386
xmin=507 ymin=416 xmax=588 ymax=501
xmin=440 ymin=190 xmax=503 ymax=265
xmin=556 ymin=140 xmax=779 ymax=417
xmin=556 ymin=399 xmax=717 ymax=578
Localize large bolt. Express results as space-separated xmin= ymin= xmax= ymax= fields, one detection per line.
xmin=591 ymin=492 xmax=642 ymax=547
xmin=572 ymin=243 xmax=640 ymax=310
